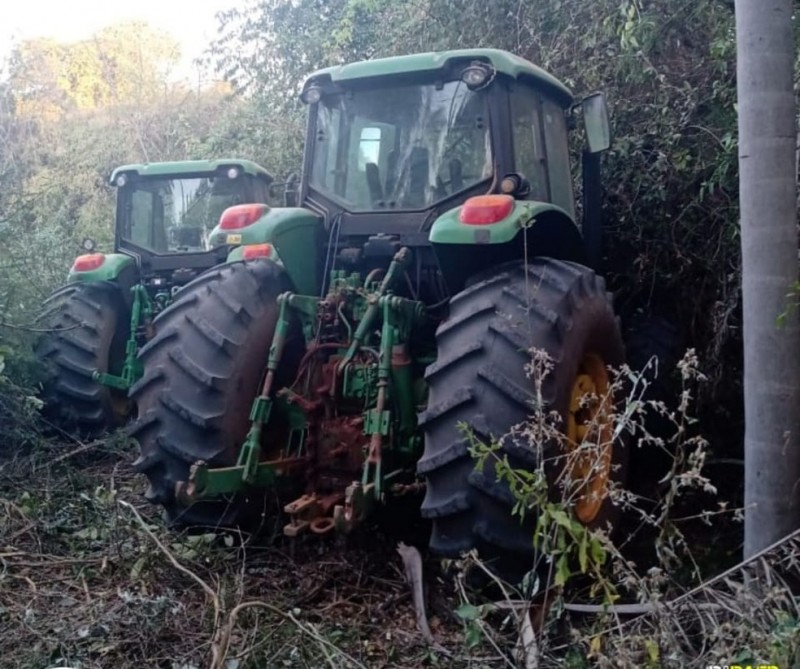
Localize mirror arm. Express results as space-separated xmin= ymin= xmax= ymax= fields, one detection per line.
xmin=582 ymin=149 xmax=603 ymax=272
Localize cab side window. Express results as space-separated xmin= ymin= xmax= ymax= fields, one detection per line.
xmin=129 ymin=190 xmax=154 ymax=247
xmin=510 ymin=86 xmax=548 ymax=201
xmin=542 ymin=99 xmax=575 ymax=217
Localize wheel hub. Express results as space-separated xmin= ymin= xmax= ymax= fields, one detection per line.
xmin=565 ymin=353 xmax=613 ymax=524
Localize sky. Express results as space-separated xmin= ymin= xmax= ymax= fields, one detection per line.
xmin=0 ymin=0 xmax=238 ymax=79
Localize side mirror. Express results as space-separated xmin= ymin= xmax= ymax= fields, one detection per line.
xmin=582 ymin=93 xmax=611 ymax=154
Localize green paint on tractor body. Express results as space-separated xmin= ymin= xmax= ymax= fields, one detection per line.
xmin=109 ymin=158 xmax=273 ymax=184
xmin=304 ymin=47 xmax=573 ymax=105
xmin=428 ymin=199 xmax=576 ymax=244
xmin=67 ymin=253 xmax=135 ymax=283
xmin=211 ymin=207 xmax=323 ymax=295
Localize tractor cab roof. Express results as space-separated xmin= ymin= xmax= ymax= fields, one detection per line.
xmin=303 ymin=48 xmax=573 ymax=106
xmin=109 ymin=159 xmax=273 ymax=186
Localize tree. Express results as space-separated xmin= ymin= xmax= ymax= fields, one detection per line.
xmin=735 ymin=0 xmax=800 ymax=556
xmin=7 ymin=23 xmax=181 ymax=117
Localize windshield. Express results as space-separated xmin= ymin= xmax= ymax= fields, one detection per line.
xmin=120 ymin=176 xmax=249 ymax=253
xmin=309 ymin=80 xmax=492 ymax=210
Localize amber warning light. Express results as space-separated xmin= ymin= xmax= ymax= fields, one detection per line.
xmin=459 ymin=194 xmax=514 ymax=225
xmin=219 ymin=203 xmax=268 ymax=230
xmin=242 ymin=243 xmax=273 ymax=260
xmin=72 ymin=253 xmax=106 ymax=272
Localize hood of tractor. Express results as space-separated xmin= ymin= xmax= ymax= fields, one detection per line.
xmin=109 ymin=159 xmax=273 ymax=185
xmin=303 ymin=48 xmax=573 ymax=105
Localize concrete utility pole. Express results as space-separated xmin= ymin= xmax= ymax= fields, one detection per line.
xmin=735 ymin=0 xmax=800 ymax=557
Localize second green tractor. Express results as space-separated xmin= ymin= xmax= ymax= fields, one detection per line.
xmin=36 ymin=160 xmax=273 ymax=434
xmin=130 ymin=49 xmax=626 ymax=578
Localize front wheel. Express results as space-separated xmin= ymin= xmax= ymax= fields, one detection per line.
xmin=419 ymin=259 xmax=626 ymax=582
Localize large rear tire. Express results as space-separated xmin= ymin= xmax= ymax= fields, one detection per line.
xmin=419 ymin=259 xmax=626 ymax=582
xmin=623 ymin=312 xmax=680 ymax=385
xmin=128 ymin=260 xmax=290 ymax=527
xmin=35 ymin=282 xmax=130 ymax=436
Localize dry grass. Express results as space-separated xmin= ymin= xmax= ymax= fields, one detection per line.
xmin=538 ymin=529 xmax=800 ymax=668
xmin=0 ymin=439 xmax=479 ymax=669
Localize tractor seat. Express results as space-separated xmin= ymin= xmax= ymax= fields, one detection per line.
xmin=365 ymin=162 xmax=384 ymax=204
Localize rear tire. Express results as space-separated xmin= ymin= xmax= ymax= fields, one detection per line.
xmin=128 ymin=260 xmax=290 ymax=528
xmin=623 ymin=312 xmax=682 ymax=492
xmin=35 ymin=282 xmax=130 ymax=436
xmin=419 ymin=259 xmax=626 ymax=583
xmin=623 ymin=313 xmax=680 ymax=385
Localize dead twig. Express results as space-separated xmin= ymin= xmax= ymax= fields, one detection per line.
xmin=213 ymin=600 xmax=369 ymax=669
xmin=397 ymin=542 xmax=454 ymax=659
xmin=49 ymin=439 xmax=103 ymax=464
xmin=118 ymin=499 xmax=224 ymax=667
xmin=0 ymin=320 xmax=87 ymax=333
xmin=396 ymin=542 xmax=434 ymax=643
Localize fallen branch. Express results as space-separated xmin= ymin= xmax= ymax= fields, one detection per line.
xmin=0 ymin=320 xmax=87 ymax=333
xmin=50 ymin=439 xmax=103 ymax=464
xmin=397 ymin=542 xmax=453 ymax=657
xmin=396 ymin=542 xmax=434 ymax=642
xmin=118 ymin=499 xmax=224 ymax=667
xmin=213 ymin=600 xmax=368 ymax=669
xmin=563 ymin=601 xmax=727 ymax=614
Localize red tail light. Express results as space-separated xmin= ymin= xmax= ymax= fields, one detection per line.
xmin=72 ymin=253 xmax=106 ymax=272
xmin=242 ymin=243 xmax=273 ymax=260
xmin=219 ymin=203 xmax=268 ymax=230
xmin=459 ymin=194 xmax=514 ymax=225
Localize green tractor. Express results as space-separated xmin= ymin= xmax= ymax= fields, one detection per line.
xmin=36 ymin=159 xmax=274 ymax=435
xmin=130 ymin=49 xmax=625 ymax=577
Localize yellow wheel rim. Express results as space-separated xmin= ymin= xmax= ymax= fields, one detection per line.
xmin=565 ymin=353 xmax=613 ymax=524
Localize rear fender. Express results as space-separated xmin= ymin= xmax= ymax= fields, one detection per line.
xmin=210 ymin=207 xmax=323 ymax=295
xmin=68 ymin=252 xmax=136 ymax=288
xmin=429 ymin=200 xmax=587 ymax=293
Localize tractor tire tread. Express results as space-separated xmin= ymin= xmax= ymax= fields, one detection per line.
xmin=128 ymin=259 xmax=288 ymax=527
xmin=419 ymin=259 xmax=625 ymax=582
xmin=34 ymin=281 xmax=129 ymax=435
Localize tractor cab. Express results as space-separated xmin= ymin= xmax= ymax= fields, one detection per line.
xmin=218 ymin=49 xmax=610 ymax=299
xmin=300 ymin=51 xmax=579 ymax=219
xmin=111 ymin=159 xmax=273 ymax=278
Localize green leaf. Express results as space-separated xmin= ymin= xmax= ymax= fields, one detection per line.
xmin=549 ymin=508 xmax=573 ymax=529
xmin=130 ymin=556 xmax=147 ymax=581
xmin=644 ymin=638 xmax=659 ymax=664
xmin=465 ymin=621 xmax=482 ymax=649
xmin=185 ymin=533 xmax=216 ymax=546
xmin=455 ymin=603 xmax=482 ymax=621
xmin=578 ymin=531 xmax=588 ymax=573
xmin=590 ymin=538 xmax=607 ymax=566
xmin=555 ymin=554 xmax=571 ymax=587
